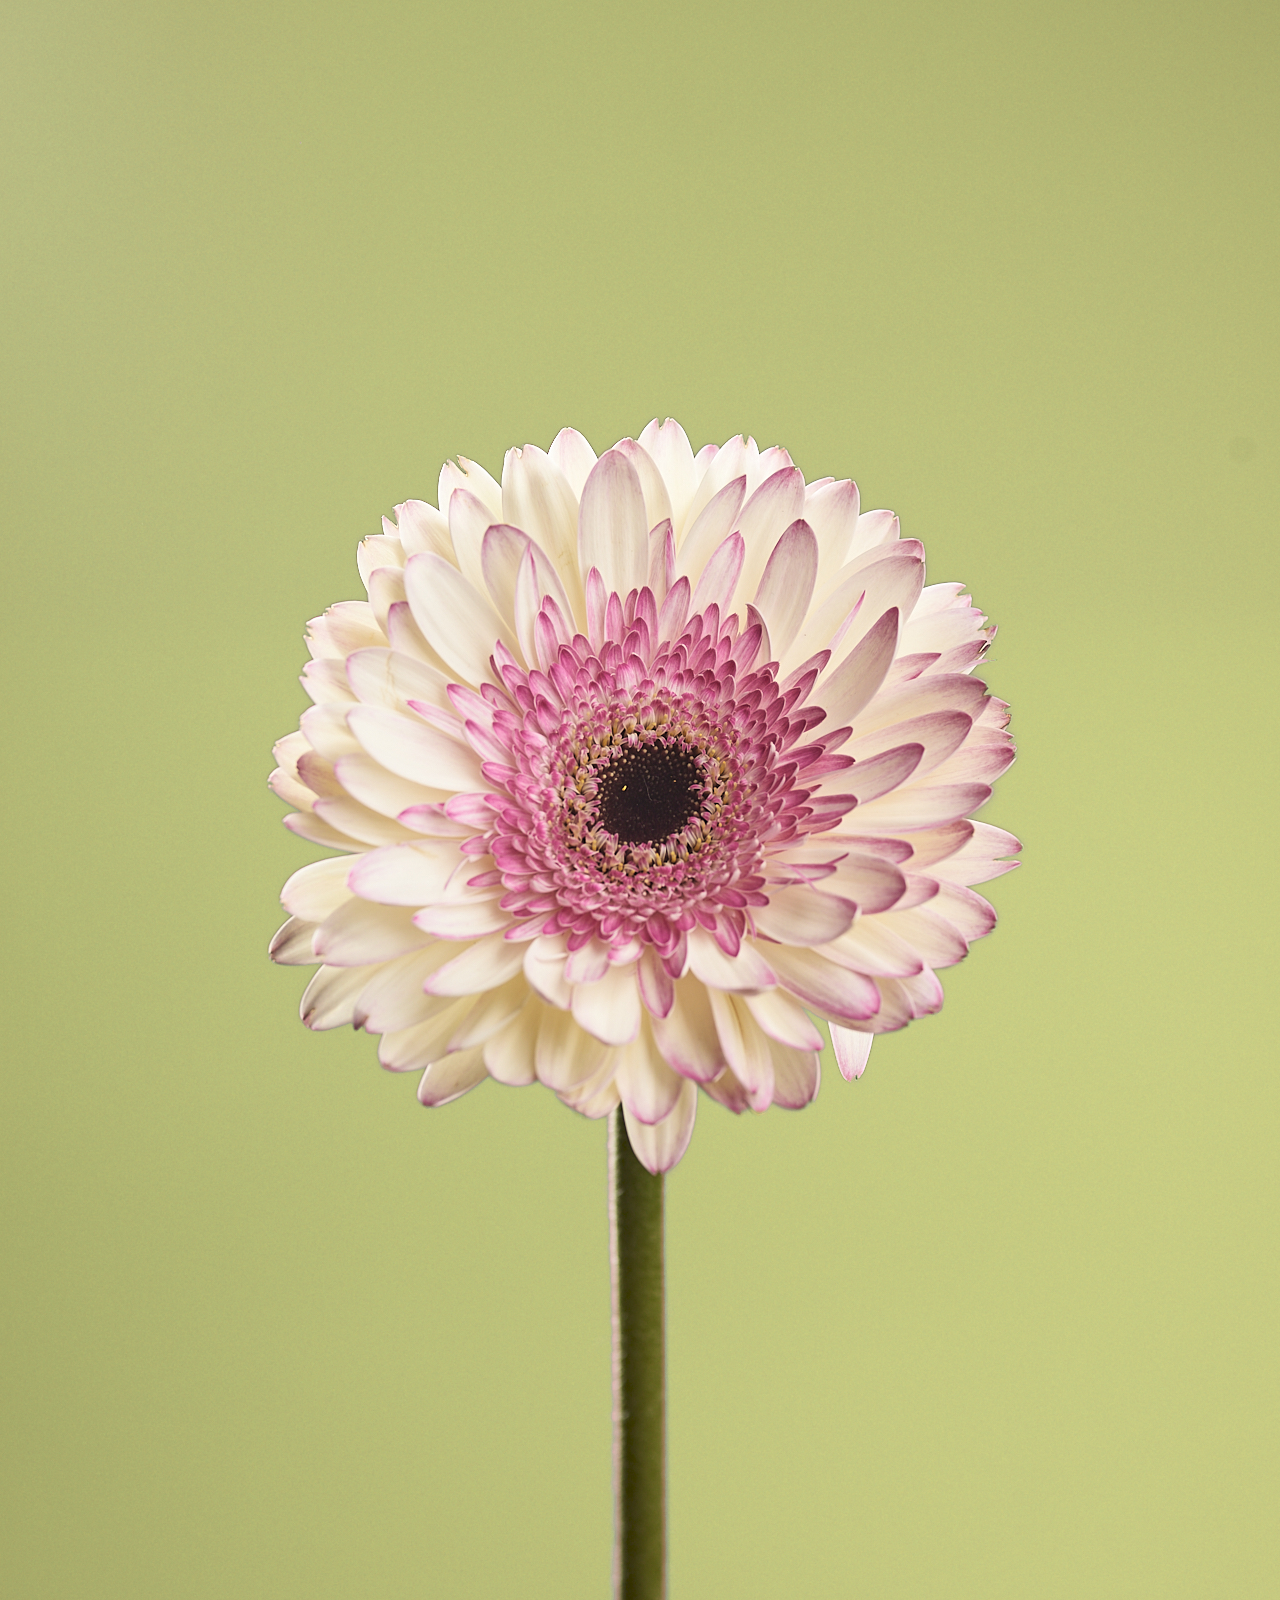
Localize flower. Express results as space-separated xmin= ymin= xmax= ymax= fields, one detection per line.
xmin=269 ymin=423 xmax=1019 ymax=1171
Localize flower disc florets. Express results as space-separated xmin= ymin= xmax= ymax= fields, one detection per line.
xmin=269 ymin=422 xmax=1019 ymax=1171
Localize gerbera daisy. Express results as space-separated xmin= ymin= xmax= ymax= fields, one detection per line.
xmin=269 ymin=423 xmax=1018 ymax=1171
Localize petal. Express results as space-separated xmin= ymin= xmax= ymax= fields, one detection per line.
xmin=614 ymin=438 xmax=674 ymax=531
xmin=648 ymin=974 xmax=724 ymax=1082
xmin=269 ymin=916 xmax=320 ymax=965
xmin=806 ymin=478 xmax=861 ymax=584
xmin=623 ymin=1077 xmax=698 ymax=1173
xmin=333 ymin=752 xmax=447 ymax=819
xmin=753 ymin=519 xmax=818 ymax=656
xmin=831 ymin=1025 xmax=873 ymax=1080
xmin=578 ymin=448 xmax=649 ymax=600
xmin=689 ymin=532 xmax=744 ymax=616
xmin=876 ymin=904 xmax=970 ymax=968
xmin=440 ymin=456 xmax=502 ymax=521
xmin=412 ymin=893 xmax=512 ymax=939
xmin=614 ymin=1022 xmax=684 ymax=1123
xmin=742 ymin=988 xmax=825 ymax=1051
xmin=417 ymin=1045 xmax=489 ymax=1106
xmin=548 ymin=427 xmax=598 ymax=498
xmin=768 ymin=1041 xmax=821 ymax=1108
xmin=852 ymin=781 xmax=992 ymax=830
xmin=483 ymin=1001 xmax=541 ymax=1086
xmin=523 ymin=933 xmax=572 ymax=1008
xmin=815 ymin=608 xmax=901 ymax=728
xmin=686 ymin=927 xmax=777 ymax=991
xmin=535 ymin=1005 xmax=611 ymax=1091
xmin=752 ymin=885 xmax=857 ymax=946
xmin=403 ymin=551 xmax=515 ymax=687
xmin=638 ymin=418 xmax=698 ymax=533
xmin=377 ymin=999 xmax=473 ymax=1070
xmin=448 ymin=974 xmax=531 ymax=1050
xmin=927 ymin=821 xmax=1021 ymax=885
xmin=347 ymin=839 xmax=466 ymax=906
xmin=736 ymin=468 xmax=807 ymax=603
xmin=708 ymin=990 xmax=775 ymax=1102
xmin=765 ymin=945 xmax=881 ymax=1022
xmin=313 ymin=899 xmax=435 ymax=966
xmin=281 ymin=856 xmax=355 ymax=921
xmin=571 ymin=960 xmax=642 ymax=1046
xmin=347 ymin=704 xmax=486 ymax=793
xmin=425 ymin=934 xmax=531 ymax=992
xmin=300 ymin=964 xmax=372 ymax=1030
xmin=355 ymin=947 xmax=464 ymax=1031
xmin=673 ymin=476 xmax=747 ymax=587
xmin=821 ymin=917 xmax=925 ymax=979
xmin=501 ymin=444 xmax=583 ymax=611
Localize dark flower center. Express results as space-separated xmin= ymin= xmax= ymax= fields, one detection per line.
xmin=595 ymin=740 xmax=703 ymax=845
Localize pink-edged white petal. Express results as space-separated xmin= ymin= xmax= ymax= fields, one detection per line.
xmin=815 ymin=608 xmax=901 ymax=727
xmin=347 ymin=704 xmax=486 ymax=794
xmin=548 ymin=427 xmax=598 ymax=498
xmin=333 ymin=753 xmax=450 ymax=819
xmin=852 ymin=781 xmax=993 ymax=831
xmin=686 ymin=928 xmax=776 ymax=991
xmin=614 ymin=1022 xmax=684 ymax=1124
xmin=534 ymin=1005 xmax=611 ymax=1091
xmin=314 ymin=899 xmax=436 ymax=966
xmin=501 ymin=445 xmax=583 ymax=609
xmin=752 ymin=885 xmax=857 ymax=945
xmin=689 ymin=532 xmax=744 ymax=615
xmin=269 ymin=916 xmax=320 ymax=965
xmin=673 ymin=476 xmax=747 ymax=587
xmin=523 ymin=933 xmax=572 ymax=1008
xmin=648 ymin=974 xmax=724 ymax=1082
xmin=448 ymin=974 xmax=532 ymax=1051
xmin=927 ymin=822 xmax=1022 ymax=885
xmin=768 ymin=1041 xmax=821 ymax=1109
xmin=821 ymin=917 xmax=925 ymax=979
xmin=417 ymin=1046 xmax=489 ymax=1106
xmin=404 ymin=551 xmax=515 ymax=687
xmin=347 ymin=839 xmax=465 ymax=906
xmin=736 ymin=468 xmax=807 ymax=604
xmin=614 ymin=438 xmax=674 ymax=531
xmin=281 ymin=856 xmax=356 ymax=921
xmin=623 ymin=1077 xmax=697 ymax=1174
xmin=300 ymin=964 xmax=372 ymax=1030
xmin=638 ymin=419 xmax=699 ymax=533
xmin=831 ymin=1025 xmax=873 ymax=1080
xmin=578 ymin=449 xmax=648 ymax=601
xmin=483 ymin=1001 xmax=541 ymax=1086
xmin=753 ymin=519 xmax=818 ymax=656
xmin=766 ymin=945 xmax=881 ymax=1022
xmin=708 ymin=990 xmax=774 ymax=1104
xmin=742 ymin=988 xmax=825 ymax=1051
xmin=355 ymin=947 xmax=464 ymax=1032
xmin=378 ymin=1000 xmax=473 ymax=1071
xmin=412 ymin=892 xmax=511 ymax=940
xmin=571 ymin=960 xmax=642 ymax=1046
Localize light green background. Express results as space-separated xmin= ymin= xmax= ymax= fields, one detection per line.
xmin=4 ymin=1 xmax=1276 ymax=1595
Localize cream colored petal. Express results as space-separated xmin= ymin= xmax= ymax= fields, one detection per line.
xmin=548 ymin=427 xmax=598 ymax=498
xmin=578 ymin=449 xmax=649 ymax=600
xmin=501 ymin=444 xmax=583 ymax=617
xmin=417 ymin=1046 xmax=489 ymax=1106
xmin=281 ymin=855 xmax=356 ymax=921
xmin=638 ymin=419 xmax=698 ymax=534
xmin=403 ymin=551 xmax=515 ymax=688
xmin=623 ymin=1078 xmax=697 ymax=1173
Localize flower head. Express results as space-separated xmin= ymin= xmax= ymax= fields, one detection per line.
xmin=269 ymin=423 xmax=1019 ymax=1170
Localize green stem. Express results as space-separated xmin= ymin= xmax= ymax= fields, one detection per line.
xmin=609 ymin=1107 xmax=666 ymax=1600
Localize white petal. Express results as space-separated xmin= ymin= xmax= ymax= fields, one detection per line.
xmin=483 ymin=1001 xmax=541 ymax=1085
xmin=347 ymin=839 xmax=466 ymax=906
xmin=831 ymin=1025 xmax=873 ymax=1080
xmin=815 ymin=608 xmax=901 ymax=728
xmin=851 ymin=781 xmax=992 ymax=830
xmin=680 ymin=434 xmax=749 ymax=537
xmin=535 ymin=1005 xmax=611 ymax=1091
xmin=753 ymin=519 xmax=818 ymax=656
xmin=578 ymin=449 xmax=648 ymax=600
xmin=300 ymin=964 xmax=372 ymax=1030
xmin=927 ymin=822 xmax=1021 ymax=885
xmin=355 ymin=948 xmax=463 ymax=1032
xmin=314 ymin=899 xmax=435 ymax=966
xmin=807 ymin=479 xmax=861 ymax=585
xmin=614 ymin=438 xmax=674 ymax=531
xmin=689 ymin=532 xmax=744 ymax=615
xmin=752 ymin=885 xmax=856 ymax=946
xmin=403 ymin=551 xmax=515 ymax=687
xmin=413 ymin=893 xmax=511 ymax=939
xmin=443 ymin=487 xmax=492 ymax=600
xmin=846 ymin=672 xmax=989 ymax=741
xmin=422 ymin=934 xmax=528 ymax=992
xmin=876 ymin=904 xmax=970 ymax=968
xmin=523 ymin=933 xmax=572 ymax=1008
xmin=571 ymin=960 xmax=642 ymax=1046
xmin=622 ymin=1079 xmax=697 ymax=1174
xmin=735 ymin=468 xmax=807 ymax=604
xmin=742 ymin=988 xmax=825 ymax=1051
xmin=347 ymin=704 xmax=486 ymax=793
xmin=448 ymin=974 xmax=531 ymax=1050
xmin=334 ymin=753 xmax=449 ymax=818
xmin=708 ymin=990 xmax=774 ymax=1100
xmin=281 ymin=856 xmax=355 ymax=921
xmin=638 ymin=419 xmax=698 ymax=533
xmin=768 ymin=1041 xmax=821 ymax=1108
xmin=300 ymin=704 xmax=362 ymax=761
xmin=648 ymin=974 xmax=724 ymax=1081
xmin=821 ymin=917 xmax=925 ymax=978
xmin=417 ymin=1045 xmax=489 ymax=1105
xmin=765 ymin=945 xmax=880 ymax=1022
xmin=378 ymin=999 xmax=473 ymax=1071
xmin=548 ymin=427 xmax=598 ymax=497
xmin=614 ymin=1022 xmax=684 ymax=1123
xmin=501 ymin=445 xmax=583 ymax=614
xmin=686 ymin=928 xmax=777 ymax=991
xmin=673 ymin=476 xmax=747 ymax=587
xmin=393 ymin=500 xmax=453 ymax=561
xmin=844 ymin=709 xmax=973 ymax=780
xmin=311 ymin=796 xmax=422 ymax=848
xmin=282 ymin=811 xmax=362 ymax=851
xmin=440 ymin=456 xmax=503 ymax=521
xmin=269 ymin=916 xmax=320 ymax=965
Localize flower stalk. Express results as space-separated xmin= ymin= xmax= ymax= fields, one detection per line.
xmin=609 ymin=1108 xmax=666 ymax=1600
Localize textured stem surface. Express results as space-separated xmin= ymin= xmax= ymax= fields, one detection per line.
xmin=609 ymin=1108 xmax=666 ymax=1600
